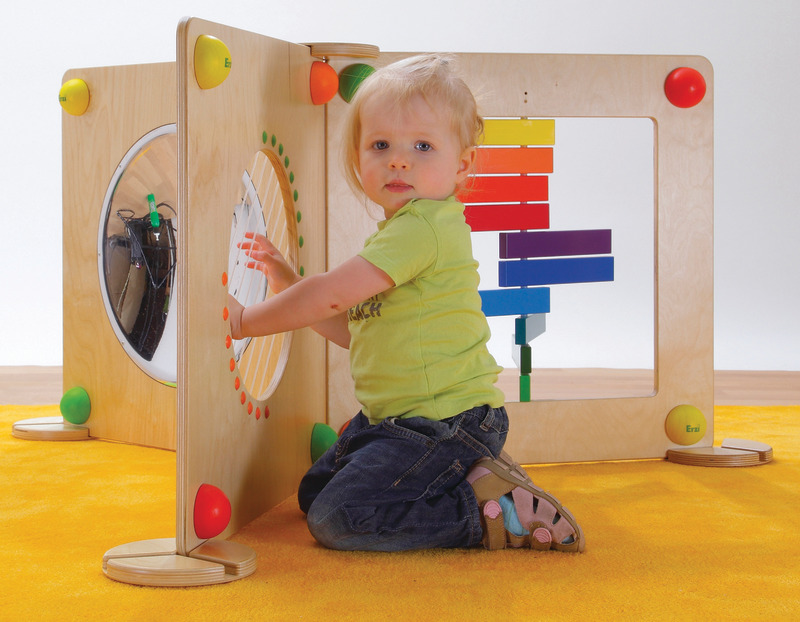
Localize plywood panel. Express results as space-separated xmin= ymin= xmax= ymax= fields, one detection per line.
xmin=176 ymin=18 xmax=326 ymax=555
xmin=62 ymin=62 xmax=177 ymax=449
xmin=326 ymin=52 xmax=714 ymax=463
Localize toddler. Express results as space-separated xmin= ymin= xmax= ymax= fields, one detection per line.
xmin=228 ymin=54 xmax=584 ymax=552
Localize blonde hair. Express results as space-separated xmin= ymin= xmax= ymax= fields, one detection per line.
xmin=341 ymin=53 xmax=483 ymax=199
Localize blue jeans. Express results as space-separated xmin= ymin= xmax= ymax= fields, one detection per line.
xmin=297 ymin=405 xmax=508 ymax=551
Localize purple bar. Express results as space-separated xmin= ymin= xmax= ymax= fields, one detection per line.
xmin=500 ymin=229 xmax=612 ymax=259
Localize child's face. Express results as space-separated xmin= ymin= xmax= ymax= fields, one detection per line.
xmin=357 ymin=94 xmax=474 ymax=218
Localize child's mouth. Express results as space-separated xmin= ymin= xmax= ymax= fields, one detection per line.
xmin=386 ymin=182 xmax=413 ymax=192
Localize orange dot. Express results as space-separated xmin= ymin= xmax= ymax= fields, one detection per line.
xmin=229 ymin=358 xmax=236 ymax=372
xmin=310 ymin=60 xmax=339 ymax=105
xmin=255 ymin=407 xmax=261 ymax=420
xmin=264 ymin=406 xmax=270 ymax=419
xmin=240 ymin=392 xmax=246 ymax=405
xmin=222 ymin=307 xmax=229 ymax=321
xmin=222 ymin=272 xmax=228 ymax=286
xmin=226 ymin=335 xmax=232 ymax=349
xmin=247 ymin=402 xmax=253 ymax=415
xmin=234 ymin=377 xmax=240 ymax=390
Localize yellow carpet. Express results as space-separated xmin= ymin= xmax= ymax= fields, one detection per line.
xmin=3 ymin=404 xmax=799 ymax=621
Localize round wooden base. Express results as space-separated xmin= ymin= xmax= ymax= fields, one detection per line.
xmin=667 ymin=438 xmax=773 ymax=467
xmin=11 ymin=416 xmax=90 ymax=441
xmin=103 ymin=538 xmax=256 ymax=587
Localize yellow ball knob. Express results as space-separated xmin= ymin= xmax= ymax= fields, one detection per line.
xmin=59 ymin=78 xmax=90 ymax=116
xmin=665 ymin=404 xmax=707 ymax=445
xmin=194 ymin=35 xmax=232 ymax=89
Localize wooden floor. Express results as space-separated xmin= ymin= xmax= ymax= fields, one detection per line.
xmin=1 ymin=366 xmax=798 ymax=406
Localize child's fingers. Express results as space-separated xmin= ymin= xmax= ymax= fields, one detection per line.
xmin=238 ymin=233 xmax=277 ymax=254
xmin=242 ymin=232 xmax=272 ymax=247
xmin=252 ymin=233 xmax=270 ymax=247
xmin=244 ymin=250 xmax=277 ymax=266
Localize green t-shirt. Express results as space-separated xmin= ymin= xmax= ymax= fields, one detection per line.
xmin=350 ymin=196 xmax=505 ymax=424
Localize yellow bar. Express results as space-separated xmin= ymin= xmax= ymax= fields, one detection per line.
xmin=483 ymin=119 xmax=555 ymax=146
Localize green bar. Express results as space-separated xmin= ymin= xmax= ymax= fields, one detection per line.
xmin=519 ymin=374 xmax=531 ymax=402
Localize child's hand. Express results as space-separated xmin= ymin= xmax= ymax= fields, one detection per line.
xmin=239 ymin=232 xmax=300 ymax=294
xmin=228 ymin=294 xmax=245 ymax=340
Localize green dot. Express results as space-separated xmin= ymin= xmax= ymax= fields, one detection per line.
xmin=279 ymin=144 xmax=284 ymax=156
xmin=60 ymin=386 xmax=91 ymax=425
xmin=338 ymin=63 xmax=377 ymax=103
xmin=284 ymin=156 xmax=290 ymax=168
xmin=298 ymin=236 xmax=304 ymax=248
xmin=296 ymin=211 xmax=302 ymax=223
xmin=310 ymin=423 xmax=339 ymax=463
xmin=271 ymin=135 xmax=277 ymax=147
xmin=299 ymin=266 xmax=305 ymax=276
xmin=289 ymin=171 xmax=295 ymax=183
xmin=262 ymin=131 xmax=267 ymax=144
xmin=293 ymin=189 xmax=299 ymax=202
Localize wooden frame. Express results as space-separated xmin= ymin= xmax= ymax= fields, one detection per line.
xmin=326 ymin=53 xmax=714 ymax=464
xmin=53 ymin=62 xmax=177 ymax=449
xmin=104 ymin=19 xmax=331 ymax=585
xmin=175 ymin=17 xmax=328 ymax=557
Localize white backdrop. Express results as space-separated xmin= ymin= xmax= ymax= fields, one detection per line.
xmin=1 ymin=0 xmax=798 ymax=370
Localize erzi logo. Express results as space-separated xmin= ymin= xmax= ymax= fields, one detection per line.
xmin=685 ymin=425 xmax=700 ymax=433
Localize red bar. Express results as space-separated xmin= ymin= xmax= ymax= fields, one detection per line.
xmin=459 ymin=175 xmax=548 ymax=204
xmin=464 ymin=203 xmax=550 ymax=232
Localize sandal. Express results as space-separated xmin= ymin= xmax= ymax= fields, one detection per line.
xmin=466 ymin=451 xmax=585 ymax=552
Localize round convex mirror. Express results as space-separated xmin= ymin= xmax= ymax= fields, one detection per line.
xmin=98 ymin=124 xmax=178 ymax=385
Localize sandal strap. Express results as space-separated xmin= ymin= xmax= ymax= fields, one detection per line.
xmin=467 ymin=456 xmax=585 ymax=552
xmin=481 ymin=500 xmax=507 ymax=550
xmin=511 ymin=487 xmax=576 ymax=544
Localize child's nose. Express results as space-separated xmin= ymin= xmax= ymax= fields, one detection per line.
xmin=389 ymin=153 xmax=410 ymax=169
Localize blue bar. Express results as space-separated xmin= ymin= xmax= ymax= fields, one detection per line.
xmin=479 ymin=288 xmax=550 ymax=317
xmin=499 ymin=257 xmax=614 ymax=287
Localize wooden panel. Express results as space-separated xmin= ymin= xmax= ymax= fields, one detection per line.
xmin=177 ymin=18 xmax=326 ymax=554
xmin=61 ymin=62 xmax=177 ymax=450
xmin=327 ymin=52 xmax=714 ymax=464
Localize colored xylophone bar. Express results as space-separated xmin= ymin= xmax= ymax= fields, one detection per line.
xmin=499 ymin=256 xmax=615 ymax=287
xmin=500 ymin=229 xmax=612 ymax=258
xmin=465 ymin=119 xmax=615 ymax=403
xmin=465 ymin=119 xmax=555 ymax=324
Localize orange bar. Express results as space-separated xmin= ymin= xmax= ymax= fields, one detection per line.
xmin=474 ymin=147 xmax=553 ymax=175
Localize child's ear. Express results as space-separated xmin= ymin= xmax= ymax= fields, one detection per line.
xmin=456 ymin=146 xmax=476 ymax=182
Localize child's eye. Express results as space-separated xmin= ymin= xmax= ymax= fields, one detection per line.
xmin=373 ymin=140 xmax=389 ymax=150
xmin=415 ymin=142 xmax=433 ymax=152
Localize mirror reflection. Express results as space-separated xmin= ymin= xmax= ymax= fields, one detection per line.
xmin=99 ymin=124 xmax=178 ymax=385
